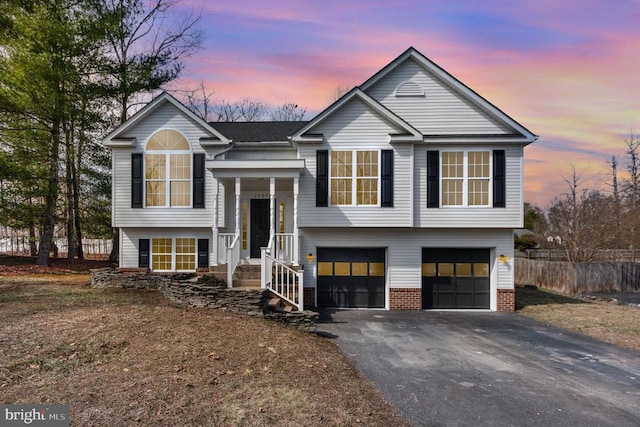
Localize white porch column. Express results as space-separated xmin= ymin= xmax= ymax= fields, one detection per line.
xmin=269 ymin=177 xmax=276 ymax=252
xmin=212 ymin=177 xmax=219 ymax=266
xmin=293 ymin=177 xmax=300 ymax=266
xmin=234 ymin=178 xmax=241 ymax=237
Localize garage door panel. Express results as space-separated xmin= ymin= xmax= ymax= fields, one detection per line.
xmin=456 ymin=293 xmax=474 ymax=308
xmin=317 ymin=248 xmax=385 ymax=308
xmin=422 ymin=248 xmax=491 ymax=309
xmin=474 ymin=293 xmax=490 ymax=307
xmin=317 ymin=277 xmax=336 ymax=307
xmin=456 ymin=278 xmax=475 ymax=292
xmin=437 ymin=293 xmax=456 ymax=308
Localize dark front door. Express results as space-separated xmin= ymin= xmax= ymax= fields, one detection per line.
xmin=250 ymin=199 xmax=270 ymax=258
xmin=422 ymin=248 xmax=491 ymax=309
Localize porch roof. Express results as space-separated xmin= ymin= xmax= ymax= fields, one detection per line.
xmin=206 ymin=159 xmax=305 ymax=178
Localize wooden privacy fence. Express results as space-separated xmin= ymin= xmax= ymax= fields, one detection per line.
xmin=515 ymin=258 xmax=640 ymax=295
xmin=516 ymin=249 xmax=639 ymax=262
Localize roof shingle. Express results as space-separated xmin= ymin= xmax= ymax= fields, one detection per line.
xmin=208 ymin=121 xmax=309 ymax=143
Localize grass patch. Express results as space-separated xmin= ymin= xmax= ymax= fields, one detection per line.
xmin=516 ymin=285 xmax=640 ymax=354
xmin=0 ymin=275 xmax=408 ymax=426
xmin=515 ymin=285 xmax=589 ymax=308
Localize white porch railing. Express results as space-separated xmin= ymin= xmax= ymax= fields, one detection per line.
xmin=261 ymin=248 xmax=304 ymax=311
xmin=225 ymin=235 xmax=240 ymax=288
xmin=217 ymin=233 xmax=236 ymax=265
xmin=274 ymin=233 xmax=294 ymax=264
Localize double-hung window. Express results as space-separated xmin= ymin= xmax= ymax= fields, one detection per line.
xmin=330 ymin=150 xmax=379 ymax=206
xmin=145 ymin=130 xmax=191 ymax=207
xmin=151 ymin=237 xmax=196 ymax=271
xmin=441 ymin=151 xmax=490 ymax=207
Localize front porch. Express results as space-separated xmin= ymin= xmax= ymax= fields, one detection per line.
xmin=208 ymin=159 xmax=305 ymax=310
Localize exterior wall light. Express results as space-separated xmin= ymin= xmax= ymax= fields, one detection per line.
xmin=498 ymin=254 xmax=510 ymax=264
xmin=306 ymin=253 xmax=315 ymax=263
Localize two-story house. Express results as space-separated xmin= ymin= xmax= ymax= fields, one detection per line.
xmin=104 ymin=47 xmax=537 ymax=312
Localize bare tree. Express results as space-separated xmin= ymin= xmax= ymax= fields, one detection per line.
xmin=175 ymin=82 xmax=216 ymax=122
xmin=96 ymin=0 xmax=204 ymax=123
xmin=622 ymin=131 xmax=640 ymax=247
xmin=270 ymin=103 xmax=306 ymax=121
xmin=607 ymin=155 xmax=622 ymax=248
xmin=547 ymin=166 xmax=616 ymax=262
xmin=214 ymin=98 xmax=267 ymax=122
xmin=179 ymin=89 xmax=308 ymax=123
xmin=624 ymin=131 xmax=640 ymax=203
xmin=333 ymin=85 xmax=351 ymax=101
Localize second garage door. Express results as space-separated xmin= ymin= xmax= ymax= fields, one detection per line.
xmin=317 ymin=248 xmax=385 ymax=308
xmin=422 ymin=248 xmax=491 ymax=309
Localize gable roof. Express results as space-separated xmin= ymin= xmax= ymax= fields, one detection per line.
xmin=291 ymin=87 xmax=423 ymax=142
xmin=210 ymin=121 xmax=309 ymax=143
xmin=103 ymin=92 xmax=230 ymax=147
xmin=361 ymin=47 xmax=538 ymax=143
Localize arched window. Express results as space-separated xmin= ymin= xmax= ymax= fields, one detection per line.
xmin=145 ymin=129 xmax=191 ymax=207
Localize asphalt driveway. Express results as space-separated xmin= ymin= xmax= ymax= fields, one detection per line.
xmin=318 ymin=310 xmax=640 ymax=427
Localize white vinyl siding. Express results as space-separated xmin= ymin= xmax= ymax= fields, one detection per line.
xmin=120 ymin=227 xmax=213 ymax=269
xmin=111 ymin=102 xmax=216 ymax=228
xmin=365 ymin=58 xmax=514 ymax=135
xmin=298 ymin=98 xmax=412 ymax=227
xmin=300 ymin=227 xmax=515 ymax=311
xmin=415 ymin=146 xmax=523 ymax=228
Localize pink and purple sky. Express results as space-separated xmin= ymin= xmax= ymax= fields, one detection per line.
xmin=175 ymin=0 xmax=640 ymax=208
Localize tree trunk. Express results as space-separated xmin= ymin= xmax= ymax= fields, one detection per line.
xmin=66 ymin=129 xmax=75 ymax=261
xmin=37 ymin=121 xmax=61 ymax=266
xmin=109 ymin=228 xmax=119 ymax=263
xmin=72 ymin=110 xmax=85 ymax=260
xmin=72 ymin=140 xmax=83 ymax=260
xmin=29 ymin=222 xmax=37 ymax=256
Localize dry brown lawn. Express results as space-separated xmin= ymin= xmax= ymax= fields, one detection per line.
xmin=516 ymin=286 xmax=640 ymax=354
xmin=0 ymin=270 xmax=408 ymax=426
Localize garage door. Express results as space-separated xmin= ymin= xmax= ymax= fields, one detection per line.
xmin=422 ymin=248 xmax=490 ymax=309
xmin=317 ymin=248 xmax=385 ymax=308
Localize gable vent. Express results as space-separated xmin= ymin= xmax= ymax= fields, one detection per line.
xmin=395 ymin=81 xmax=425 ymax=97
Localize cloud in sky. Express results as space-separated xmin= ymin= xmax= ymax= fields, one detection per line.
xmin=175 ymin=0 xmax=640 ymax=207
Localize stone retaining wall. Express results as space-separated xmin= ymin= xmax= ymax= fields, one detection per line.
xmin=90 ymin=268 xmax=318 ymax=332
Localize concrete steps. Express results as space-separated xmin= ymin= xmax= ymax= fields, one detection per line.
xmin=212 ymin=263 xmax=299 ymax=289
xmin=232 ymin=264 xmax=262 ymax=288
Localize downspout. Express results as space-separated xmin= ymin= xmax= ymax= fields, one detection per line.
xmin=213 ymin=141 xmax=235 ymax=159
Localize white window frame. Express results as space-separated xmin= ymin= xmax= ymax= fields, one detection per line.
xmin=144 ymin=129 xmax=192 ymax=208
xmin=440 ymin=150 xmax=492 ymax=207
xmin=329 ymin=149 xmax=380 ymax=207
xmin=150 ymin=237 xmax=197 ymax=272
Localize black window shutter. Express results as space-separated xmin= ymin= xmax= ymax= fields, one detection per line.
xmin=193 ymin=153 xmax=205 ymax=208
xmin=132 ymin=153 xmax=143 ymax=208
xmin=381 ymin=150 xmax=394 ymax=207
xmin=139 ymin=238 xmax=150 ymax=268
xmin=493 ymin=150 xmax=506 ymax=208
xmin=316 ymin=150 xmax=328 ymax=207
xmin=427 ymin=150 xmax=439 ymax=208
xmin=197 ymin=239 xmax=209 ymax=269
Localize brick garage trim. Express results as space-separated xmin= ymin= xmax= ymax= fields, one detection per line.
xmin=497 ymin=288 xmax=515 ymax=312
xmin=390 ymin=288 xmax=422 ymax=310
xmin=303 ymin=287 xmax=316 ymax=309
